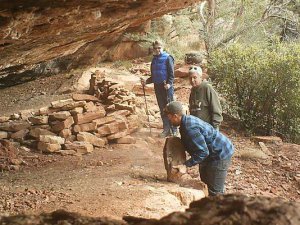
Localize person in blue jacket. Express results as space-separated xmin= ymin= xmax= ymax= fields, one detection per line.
xmin=141 ymin=40 xmax=176 ymax=138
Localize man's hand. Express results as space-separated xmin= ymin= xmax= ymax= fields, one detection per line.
xmin=164 ymin=83 xmax=171 ymax=90
xmin=172 ymin=164 xmax=187 ymax=174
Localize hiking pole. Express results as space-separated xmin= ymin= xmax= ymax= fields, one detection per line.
xmin=164 ymin=81 xmax=174 ymax=136
xmin=141 ymin=78 xmax=152 ymax=135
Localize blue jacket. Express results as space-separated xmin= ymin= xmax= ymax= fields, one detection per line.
xmin=148 ymin=52 xmax=174 ymax=84
xmin=180 ymin=115 xmax=234 ymax=167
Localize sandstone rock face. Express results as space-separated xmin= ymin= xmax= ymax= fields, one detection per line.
xmin=0 ymin=0 xmax=201 ymax=86
xmin=0 ymin=195 xmax=299 ymax=225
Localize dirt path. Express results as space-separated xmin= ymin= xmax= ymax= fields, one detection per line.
xmin=1 ymin=128 xmax=207 ymax=219
xmin=0 ymin=62 xmax=299 ymax=220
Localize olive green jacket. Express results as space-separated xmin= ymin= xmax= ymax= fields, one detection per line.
xmin=189 ymin=81 xmax=223 ymax=129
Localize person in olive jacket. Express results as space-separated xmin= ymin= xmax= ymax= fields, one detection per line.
xmin=188 ymin=66 xmax=223 ymax=129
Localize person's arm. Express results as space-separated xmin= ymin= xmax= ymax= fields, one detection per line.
xmin=166 ymin=56 xmax=174 ymax=85
xmin=184 ymin=130 xmax=209 ymax=167
xmin=206 ymin=85 xmax=223 ymax=129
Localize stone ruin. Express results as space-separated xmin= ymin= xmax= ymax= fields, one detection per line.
xmin=0 ymin=72 xmax=140 ymax=170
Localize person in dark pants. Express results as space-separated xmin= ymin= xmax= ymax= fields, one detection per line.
xmin=189 ymin=66 xmax=223 ymax=129
xmin=141 ymin=40 xmax=176 ymax=138
xmin=164 ymin=101 xmax=234 ymax=196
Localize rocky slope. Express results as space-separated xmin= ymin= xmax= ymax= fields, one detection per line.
xmin=0 ymin=0 xmax=201 ymax=87
xmin=0 ymin=195 xmax=299 ymax=225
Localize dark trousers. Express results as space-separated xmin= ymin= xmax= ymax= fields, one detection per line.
xmin=199 ymin=158 xmax=231 ymax=196
xmin=154 ymin=83 xmax=175 ymax=133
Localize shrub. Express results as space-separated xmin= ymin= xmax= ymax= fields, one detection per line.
xmin=209 ymin=43 xmax=300 ymax=143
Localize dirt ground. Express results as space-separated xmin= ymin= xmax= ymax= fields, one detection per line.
xmin=0 ymin=61 xmax=299 ymax=220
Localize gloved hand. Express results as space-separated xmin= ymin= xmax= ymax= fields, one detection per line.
xmin=172 ymin=164 xmax=187 ymax=174
xmin=164 ymin=83 xmax=171 ymax=90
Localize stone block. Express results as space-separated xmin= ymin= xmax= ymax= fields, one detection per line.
xmin=73 ymin=111 xmax=105 ymax=125
xmin=0 ymin=131 xmax=8 ymax=139
xmin=98 ymin=121 xmax=128 ymax=135
xmin=10 ymin=129 xmax=29 ymax=139
xmin=70 ymin=107 xmax=84 ymax=116
xmin=59 ymin=129 xmax=72 ymax=139
xmin=0 ymin=116 xmax=10 ymax=123
xmin=107 ymin=130 xmax=128 ymax=140
xmin=72 ymin=93 xmax=99 ymax=102
xmin=38 ymin=107 xmax=60 ymax=115
xmin=19 ymin=109 xmax=34 ymax=120
xmin=84 ymin=101 xmax=97 ymax=112
xmin=39 ymin=135 xmax=65 ymax=144
xmin=38 ymin=142 xmax=61 ymax=153
xmin=77 ymin=132 xmax=106 ymax=147
xmin=93 ymin=116 xmax=115 ymax=127
xmin=108 ymin=110 xmax=131 ymax=118
xmin=63 ymin=141 xmax=94 ymax=154
xmin=51 ymin=116 xmax=74 ymax=132
xmin=114 ymin=103 xmax=135 ymax=113
xmin=116 ymin=135 xmax=136 ymax=144
xmin=66 ymin=135 xmax=77 ymax=142
xmin=10 ymin=113 xmax=20 ymax=120
xmin=49 ymin=111 xmax=71 ymax=121
xmin=51 ymin=99 xmax=74 ymax=108
xmin=28 ymin=116 xmax=49 ymax=125
xmin=61 ymin=101 xmax=86 ymax=110
xmin=0 ymin=121 xmax=31 ymax=132
xmin=96 ymin=125 xmax=111 ymax=137
xmin=73 ymin=122 xmax=97 ymax=133
xmin=29 ymin=128 xmax=56 ymax=138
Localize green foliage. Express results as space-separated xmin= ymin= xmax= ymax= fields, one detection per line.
xmin=209 ymin=43 xmax=300 ymax=143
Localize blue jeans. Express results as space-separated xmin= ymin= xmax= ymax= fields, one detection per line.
xmin=154 ymin=83 xmax=176 ymax=133
xmin=199 ymin=158 xmax=231 ymax=196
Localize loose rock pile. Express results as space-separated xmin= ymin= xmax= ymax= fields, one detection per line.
xmin=0 ymin=75 xmax=140 ymax=162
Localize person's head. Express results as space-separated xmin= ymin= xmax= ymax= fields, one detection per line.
xmin=164 ymin=101 xmax=184 ymax=126
xmin=152 ymin=40 xmax=164 ymax=55
xmin=189 ymin=66 xmax=203 ymax=87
